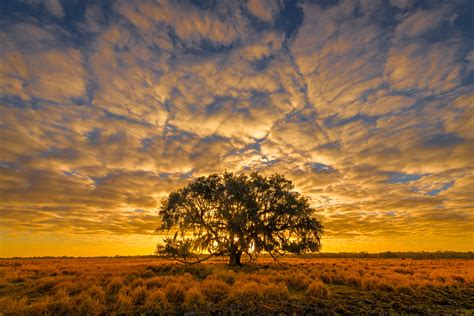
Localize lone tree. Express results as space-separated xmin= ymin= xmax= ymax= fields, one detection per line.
xmin=156 ymin=172 xmax=323 ymax=266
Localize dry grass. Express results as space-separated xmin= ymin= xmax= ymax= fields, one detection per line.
xmin=0 ymin=257 xmax=473 ymax=315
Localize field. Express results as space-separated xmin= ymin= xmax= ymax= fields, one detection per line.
xmin=1 ymin=257 xmax=473 ymax=315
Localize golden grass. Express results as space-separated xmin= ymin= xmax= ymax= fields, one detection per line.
xmin=0 ymin=257 xmax=473 ymax=314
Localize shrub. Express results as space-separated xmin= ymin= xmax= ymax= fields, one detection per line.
xmin=124 ymin=273 xmax=139 ymax=285
xmin=86 ymin=284 xmax=106 ymax=302
xmin=394 ymin=269 xmax=414 ymax=275
xmin=107 ymin=277 xmax=123 ymax=295
xmin=183 ymin=287 xmax=209 ymax=313
xmin=212 ymin=269 xmax=237 ymax=285
xmin=226 ymin=281 xmax=264 ymax=314
xmin=183 ymin=264 xmax=213 ymax=280
xmin=224 ymin=282 xmax=289 ymax=313
xmin=10 ymin=277 xmax=25 ymax=283
xmin=21 ymin=297 xmax=53 ymax=315
xmin=306 ymin=279 xmax=330 ymax=300
xmin=131 ymin=286 xmax=147 ymax=305
xmin=143 ymin=289 xmax=172 ymax=315
xmin=146 ymin=276 xmax=165 ymax=289
xmin=56 ymin=280 xmax=82 ymax=296
xmin=147 ymin=264 xmax=177 ymax=275
xmin=48 ymin=288 xmax=76 ymax=314
xmin=131 ymin=277 xmax=145 ymax=288
xmin=345 ymin=275 xmax=362 ymax=287
xmin=241 ymin=273 xmax=270 ymax=285
xmin=164 ymin=283 xmax=186 ymax=306
xmin=115 ymin=292 xmax=133 ymax=315
xmin=60 ymin=269 xmax=78 ymax=276
xmin=33 ymin=277 xmax=57 ymax=293
xmin=141 ymin=270 xmax=155 ymax=279
xmin=379 ymin=283 xmax=396 ymax=292
xmin=453 ymin=276 xmax=465 ymax=284
xmin=74 ymin=292 xmax=106 ymax=315
xmin=200 ymin=278 xmax=231 ymax=304
xmin=320 ymin=273 xmax=332 ymax=284
xmin=172 ymin=273 xmax=197 ymax=290
xmin=284 ymin=272 xmax=311 ymax=291
xmin=260 ymin=283 xmax=290 ymax=312
xmin=361 ymin=276 xmax=378 ymax=290
xmin=0 ymin=297 xmax=29 ymax=315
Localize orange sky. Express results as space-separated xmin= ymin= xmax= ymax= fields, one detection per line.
xmin=0 ymin=0 xmax=473 ymax=257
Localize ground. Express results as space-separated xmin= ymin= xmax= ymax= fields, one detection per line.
xmin=0 ymin=257 xmax=473 ymax=315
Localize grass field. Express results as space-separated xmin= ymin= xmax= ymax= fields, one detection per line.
xmin=1 ymin=257 xmax=473 ymax=315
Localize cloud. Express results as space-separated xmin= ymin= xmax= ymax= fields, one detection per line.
xmin=291 ymin=1 xmax=388 ymax=119
xmin=389 ymin=0 xmax=413 ymax=9
xmin=44 ymin=0 xmax=64 ymax=18
xmin=27 ymin=49 xmax=86 ymax=101
xmin=247 ymin=0 xmax=282 ymax=22
xmin=117 ymin=0 xmax=250 ymax=47
xmin=385 ymin=41 xmax=463 ymax=94
xmin=0 ymin=0 xmax=473 ymax=254
xmin=0 ymin=23 xmax=87 ymax=103
xmin=21 ymin=0 xmax=64 ymax=18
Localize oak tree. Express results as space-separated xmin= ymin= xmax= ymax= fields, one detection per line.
xmin=156 ymin=172 xmax=323 ymax=266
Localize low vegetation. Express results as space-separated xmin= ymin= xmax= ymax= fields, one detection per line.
xmin=0 ymin=257 xmax=472 ymax=315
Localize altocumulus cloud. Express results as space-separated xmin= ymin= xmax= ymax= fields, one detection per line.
xmin=0 ymin=0 xmax=473 ymax=254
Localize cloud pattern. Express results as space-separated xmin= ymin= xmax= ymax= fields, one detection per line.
xmin=0 ymin=0 xmax=473 ymax=255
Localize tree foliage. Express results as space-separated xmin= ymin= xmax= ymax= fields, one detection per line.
xmin=156 ymin=172 xmax=323 ymax=266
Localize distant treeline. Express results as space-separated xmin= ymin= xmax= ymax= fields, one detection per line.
xmin=301 ymin=251 xmax=474 ymax=259
xmin=2 ymin=251 xmax=473 ymax=259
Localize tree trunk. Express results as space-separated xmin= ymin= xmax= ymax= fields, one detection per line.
xmin=229 ymin=250 xmax=242 ymax=266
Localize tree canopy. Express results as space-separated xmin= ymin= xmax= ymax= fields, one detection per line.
xmin=156 ymin=172 xmax=323 ymax=266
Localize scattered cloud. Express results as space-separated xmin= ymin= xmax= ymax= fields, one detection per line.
xmin=0 ymin=0 xmax=473 ymax=255
xmin=44 ymin=0 xmax=64 ymax=18
xmin=247 ymin=0 xmax=282 ymax=22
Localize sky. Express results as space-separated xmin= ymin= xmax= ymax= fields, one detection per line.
xmin=0 ymin=0 xmax=473 ymax=257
